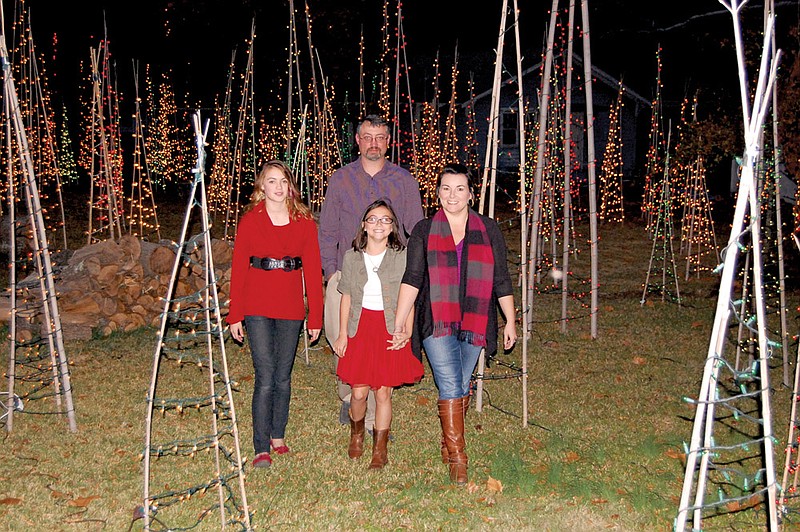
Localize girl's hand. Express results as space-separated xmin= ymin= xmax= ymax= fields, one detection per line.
xmin=308 ymin=328 xmax=321 ymax=342
xmin=503 ymin=321 xmax=517 ymax=350
xmin=333 ymin=336 xmax=347 ymax=358
xmin=229 ymin=322 xmax=244 ymax=343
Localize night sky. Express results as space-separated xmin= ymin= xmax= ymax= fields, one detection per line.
xmin=4 ymin=1 xmax=797 ymax=137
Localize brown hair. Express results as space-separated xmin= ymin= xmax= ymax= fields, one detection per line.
xmin=245 ymin=160 xmax=312 ymax=220
xmin=351 ymin=199 xmax=405 ymax=252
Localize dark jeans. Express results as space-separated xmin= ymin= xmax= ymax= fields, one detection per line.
xmin=244 ymin=315 xmax=304 ymax=454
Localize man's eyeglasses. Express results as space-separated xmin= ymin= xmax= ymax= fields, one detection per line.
xmin=360 ymin=134 xmax=388 ymax=144
xmin=365 ymin=216 xmax=394 ymax=225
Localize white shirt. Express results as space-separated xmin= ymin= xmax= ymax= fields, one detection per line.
xmin=361 ymin=250 xmax=386 ymax=310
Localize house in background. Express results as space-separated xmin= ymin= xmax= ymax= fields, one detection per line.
xmin=455 ymin=52 xmax=652 ymax=204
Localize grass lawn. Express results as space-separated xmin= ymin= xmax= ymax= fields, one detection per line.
xmin=2 ymin=210 xmax=799 ymax=530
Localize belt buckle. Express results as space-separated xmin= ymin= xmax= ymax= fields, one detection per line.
xmin=281 ymin=256 xmax=293 ymax=272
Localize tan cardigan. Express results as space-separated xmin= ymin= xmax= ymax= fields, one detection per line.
xmin=337 ymin=247 xmax=407 ymax=337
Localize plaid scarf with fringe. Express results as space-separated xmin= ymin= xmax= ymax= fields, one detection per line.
xmin=427 ymin=209 xmax=494 ymax=347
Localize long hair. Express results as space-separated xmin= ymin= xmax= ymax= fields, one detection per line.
xmin=351 ymin=199 xmax=405 ymax=252
xmin=245 ymin=160 xmax=312 ymax=220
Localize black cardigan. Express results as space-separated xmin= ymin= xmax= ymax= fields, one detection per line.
xmin=401 ymin=212 xmax=514 ymax=360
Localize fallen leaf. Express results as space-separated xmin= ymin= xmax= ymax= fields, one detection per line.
xmin=615 ymin=375 xmax=623 ymax=383
xmin=691 ymin=321 xmax=705 ymax=329
xmin=481 ymin=516 xmax=496 ymax=523
xmin=0 ymin=497 xmax=22 ymax=505
xmin=603 ymin=305 xmax=615 ymax=312
xmin=632 ymin=356 xmax=646 ymax=365
xmin=50 ymin=490 xmax=70 ymax=499
xmin=114 ymin=448 xmax=127 ymax=457
xmin=563 ymin=451 xmax=580 ymax=463
xmin=591 ymin=498 xmax=608 ymax=504
xmin=665 ymin=448 xmax=684 ymax=460
xmin=415 ymin=396 xmax=430 ymax=406
xmin=466 ymin=482 xmax=480 ymax=494
xmin=68 ymin=495 xmax=100 ymax=508
xmin=487 ymin=477 xmax=503 ymax=492
xmin=447 ymin=507 xmax=458 ymax=514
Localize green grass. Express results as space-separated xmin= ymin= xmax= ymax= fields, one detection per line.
xmin=1 ymin=214 xmax=799 ymax=531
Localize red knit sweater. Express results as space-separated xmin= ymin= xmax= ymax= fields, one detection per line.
xmin=227 ymin=202 xmax=323 ymax=329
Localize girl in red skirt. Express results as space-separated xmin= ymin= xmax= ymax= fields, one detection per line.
xmin=333 ymin=199 xmax=423 ymax=469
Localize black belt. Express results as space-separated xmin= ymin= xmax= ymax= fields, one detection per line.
xmin=250 ymin=256 xmax=303 ymax=272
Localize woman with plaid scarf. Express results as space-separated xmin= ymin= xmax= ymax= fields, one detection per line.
xmin=392 ymin=163 xmax=517 ymax=485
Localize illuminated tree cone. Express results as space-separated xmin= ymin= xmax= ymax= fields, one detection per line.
xmin=142 ymin=112 xmax=251 ymax=530
xmin=127 ymin=62 xmax=161 ymax=242
xmin=641 ymin=46 xmax=665 ymax=236
xmin=599 ymin=83 xmax=624 ymax=223
xmin=680 ymin=157 xmax=719 ymax=280
xmin=2 ymin=33 xmax=76 ymax=434
xmin=7 ymin=3 xmax=68 ymax=251
xmin=640 ymin=135 xmax=681 ymax=306
xmin=85 ymin=43 xmax=125 ymax=244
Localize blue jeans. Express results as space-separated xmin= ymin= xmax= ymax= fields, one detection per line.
xmin=244 ymin=316 xmax=303 ymax=454
xmin=422 ymin=335 xmax=483 ymax=400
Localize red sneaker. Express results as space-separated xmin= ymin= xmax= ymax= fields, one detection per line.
xmin=252 ymin=452 xmax=272 ymax=468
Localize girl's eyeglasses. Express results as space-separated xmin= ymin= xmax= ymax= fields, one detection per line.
xmin=365 ymin=216 xmax=394 ymax=225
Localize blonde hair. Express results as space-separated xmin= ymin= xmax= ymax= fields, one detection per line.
xmin=245 ymin=160 xmax=312 ymax=220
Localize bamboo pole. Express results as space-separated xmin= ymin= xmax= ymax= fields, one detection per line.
xmin=478 ymin=0 xmax=508 ymax=216
xmin=525 ymin=0 xmax=559 ymax=330
xmin=561 ymin=1 xmax=576 ymax=334
xmin=510 ymin=0 xmax=528 ymax=426
xmin=580 ymin=0 xmax=598 ymax=337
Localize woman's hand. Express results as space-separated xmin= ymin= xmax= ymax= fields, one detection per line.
xmin=229 ymin=322 xmax=244 ymax=343
xmin=388 ymin=325 xmax=410 ymax=350
xmin=308 ymin=328 xmax=321 ymax=342
xmin=503 ymin=321 xmax=517 ymax=350
xmin=333 ymin=335 xmax=348 ymax=358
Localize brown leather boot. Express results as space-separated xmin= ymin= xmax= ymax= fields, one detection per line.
xmin=348 ymin=411 xmax=365 ymax=459
xmin=368 ymin=428 xmax=390 ymax=470
xmin=440 ymin=394 xmax=471 ymax=463
xmin=438 ymin=398 xmax=467 ymax=485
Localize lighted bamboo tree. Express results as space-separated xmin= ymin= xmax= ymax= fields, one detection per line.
xmin=142 ymin=111 xmax=250 ymax=530
xmin=221 ymin=20 xmax=256 ymax=239
xmin=526 ymin=0 xmax=599 ymax=338
xmin=641 ymin=46 xmax=665 ymax=236
xmin=676 ymin=5 xmax=780 ymax=528
xmin=127 ymin=61 xmax=161 ymax=241
xmin=1 ymin=16 xmax=76 ymax=433
xmin=85 ymin=43 xmax=124 ymax=244
xmin=9 ymin=2 xmax=67 ymax=250
xmin=599 ymin=82 xmax=625 ymax=224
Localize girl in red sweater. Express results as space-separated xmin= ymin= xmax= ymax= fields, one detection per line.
xmin=228 ymin=160 xmax=323 ymax=469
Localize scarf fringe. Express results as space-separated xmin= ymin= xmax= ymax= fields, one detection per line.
xmin=432 ymin=322 xmax=487 ymax=348
xmin=432 ymin=321 xmax=460 ymax=339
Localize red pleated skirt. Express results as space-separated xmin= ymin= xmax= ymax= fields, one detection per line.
xmin=337 ymin=308 xmax=423 ymax=389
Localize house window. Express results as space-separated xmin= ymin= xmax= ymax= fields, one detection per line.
xmin=501 ymin=111 xmax=518 ymax=147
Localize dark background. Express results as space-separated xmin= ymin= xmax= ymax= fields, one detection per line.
xmin=4 ymin=0 xmax=799 ymax=198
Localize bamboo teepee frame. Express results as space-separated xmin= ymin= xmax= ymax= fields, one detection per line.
xmin=142 ymin=111 xmax=251 ymax=530
xmin=675 ymin=5 xmax=780 ymax=529
xmin=1 ymin=11 xmax=76 ymax=433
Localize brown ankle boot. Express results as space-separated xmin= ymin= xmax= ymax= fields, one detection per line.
xmin=348 ymin=412 xmax=365 ymax=459
xmin=440 ymin=395 xmax=471 ymax=464
xmin=438 ymin=398 xmax=468 ymax=485
xmin=368 ymin=429 xmax=390 ymax=470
